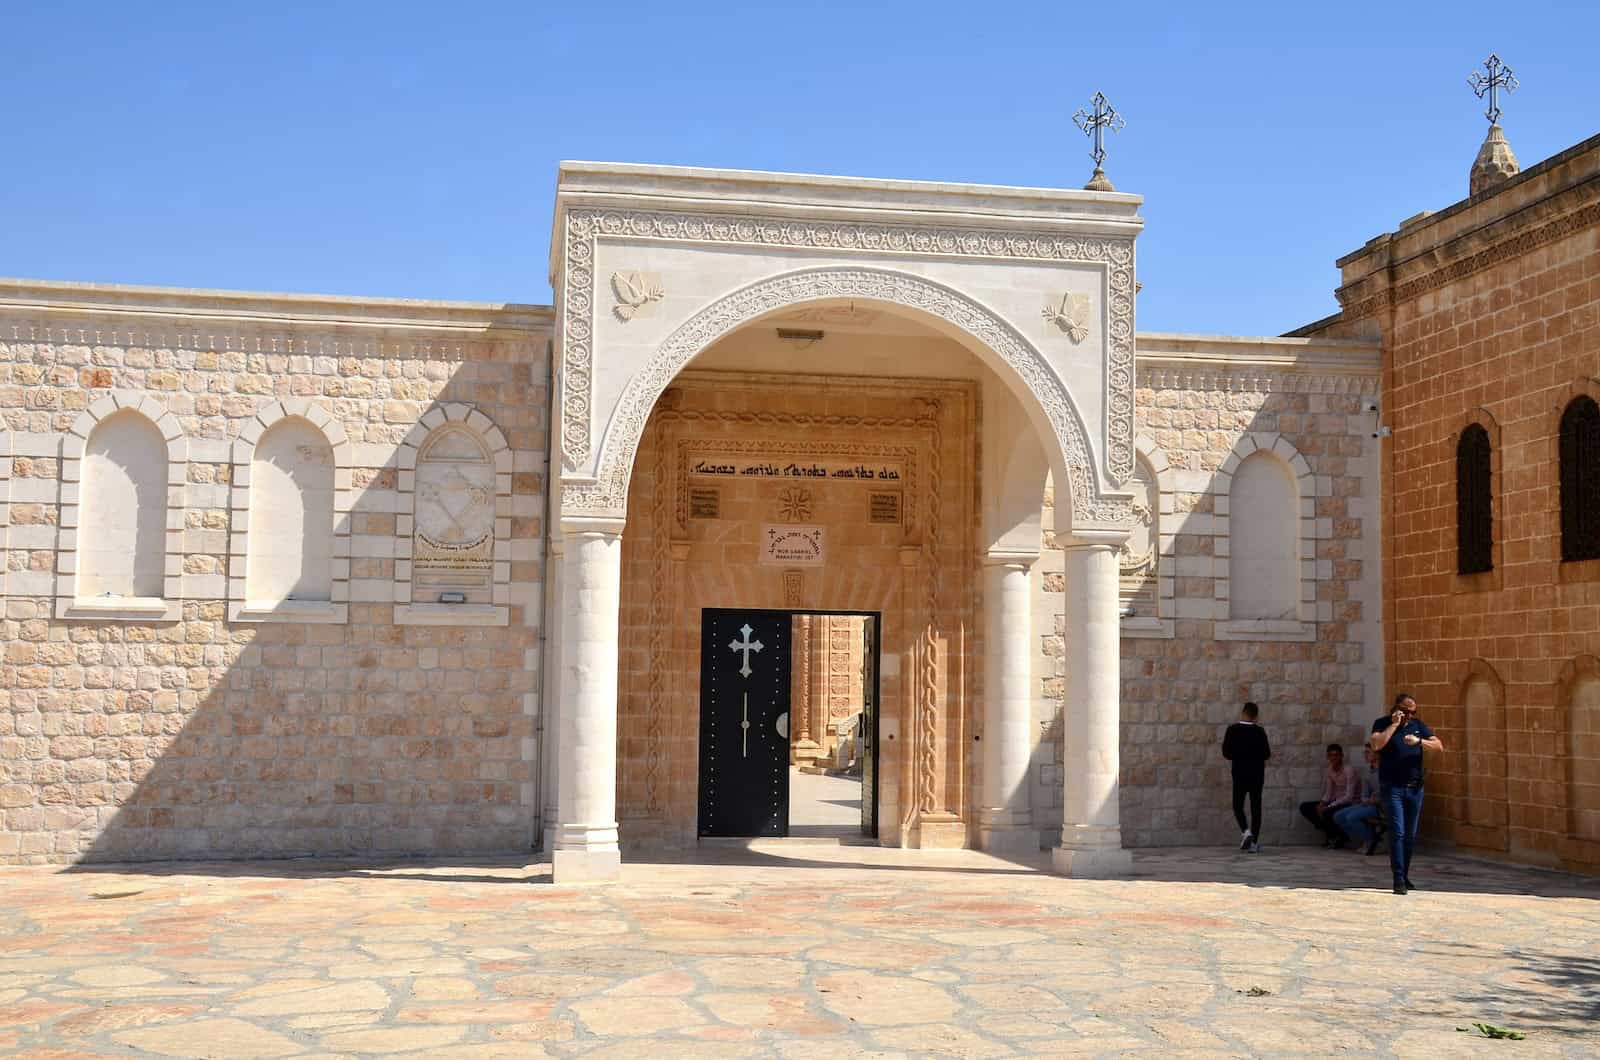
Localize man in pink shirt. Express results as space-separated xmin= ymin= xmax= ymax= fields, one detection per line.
xmin=1298 ymin=743 xmax=1362 ymax=848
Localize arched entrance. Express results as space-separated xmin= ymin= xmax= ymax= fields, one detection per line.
xmin=543 ymin=164 xmax=1143 ymax=882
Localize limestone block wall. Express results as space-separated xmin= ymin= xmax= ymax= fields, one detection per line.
xmin=1032 ymin=337 xmax=1384 ymax=848
xmin=1306 ymin=133 xmax=1600 ymax=871
xmin=0 ymin=282 xmax=552 ymax=865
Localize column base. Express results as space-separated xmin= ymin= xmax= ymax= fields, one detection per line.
xmin=1051 ymin=843 xmax=1132 ymax=878
xmin=978 ymin=808 xmax=1038 ymax=859
xmin=552 ymin=847 xmax=622 ymax=884
xmin=907 ymin=813 xmax=967 ymax=849
xmin=979 ymin=827 xmax=1041 ymax=859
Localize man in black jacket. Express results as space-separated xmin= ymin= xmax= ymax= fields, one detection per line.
xmin=1222 ymin=702 xmax=1271 ymax=853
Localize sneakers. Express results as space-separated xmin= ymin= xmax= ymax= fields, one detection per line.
xmin=1392 ymin=881 xmax=1407 ymax=895
xmin=1239 ymin=831 xmax=1254 ymax=851
xmin=1248 ymin=841 xmax=1261 ymax=854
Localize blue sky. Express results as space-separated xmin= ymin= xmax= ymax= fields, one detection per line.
xmin=4 ymin=2 xmax=1595 ymax=334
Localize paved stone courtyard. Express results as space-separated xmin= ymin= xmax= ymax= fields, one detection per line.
xmin=1 ymin=845 xmax=1596 ymax=1058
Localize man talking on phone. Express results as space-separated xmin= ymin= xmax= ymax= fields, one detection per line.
xmin=1369 ymin=693 xmax=1445 ymax=895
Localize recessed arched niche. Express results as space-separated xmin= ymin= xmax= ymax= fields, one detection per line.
xmin=78 ymin=409 xmax=168 ymax=601
xmin=1228 ymin=450 xmax=1299 ymax=621
xmin=227 ymin=399 xmax=351 ymax=624
xmin=56 ymin=393 xmax=185 ymax=621
xmin=246 ymin=417 xmax=334 ymax=607
xmin=393 ymin=404 xmax=512 ymax=626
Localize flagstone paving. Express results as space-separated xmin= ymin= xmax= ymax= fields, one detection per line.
xmin=1 ymin=844 xmax=1596 ymax=1058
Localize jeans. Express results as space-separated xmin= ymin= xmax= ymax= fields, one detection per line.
xmin=1232 ymin=778 xmax=1262 ymax=840
xmin=1382 ymin=784 xmax=1424 ymax=881
xmin=1298 ymin=800 xmax=1350 ymax=840
xmin=1333 ymin=802 xmax=1380 ymax=845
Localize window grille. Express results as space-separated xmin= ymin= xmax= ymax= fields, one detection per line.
xmin=1456 ymin=423 xmax=1493 ymax=574
xmin=1560 ymin=395 xmax=1600 ymax=562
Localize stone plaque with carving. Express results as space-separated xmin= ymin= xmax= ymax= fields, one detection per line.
xmin=868 ymin=492 xmax=901 ymax=525
xmin=760 ymin=525 xmax=825 ymax=567
xmin=689 ymin=487 xmax=721 ymax=519
xmin=414 ymin=427 xmax=495 ymax=601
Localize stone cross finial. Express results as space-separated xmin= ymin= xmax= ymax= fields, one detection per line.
xmin=1467 ymin=55 xmax=1521 ymax=196
xmin=1073 ymin=92 xmax=1125 ymax=192
xmin=1468 ymin=54 xmax=1517 ymax=126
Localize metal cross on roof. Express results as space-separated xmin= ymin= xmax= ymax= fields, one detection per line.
xmin=1468 ymin=54 xmax=1518 ymax=126
xmin=1072 ymin=91 xmax=1125 ymax=170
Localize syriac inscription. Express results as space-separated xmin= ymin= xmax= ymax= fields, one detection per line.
xmin=689 ymin=487 xmax=721 ymax=519
xmin=690 ymin=457 xmax=903 ymax=481
xmin=868 ymin=492 xmax=902 ymax=525
xmin=760 ymin=525 xmax=825 ymax=567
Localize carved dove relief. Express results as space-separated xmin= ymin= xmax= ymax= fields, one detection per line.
xmin=611 ymin=270 xmax=664 ymax=322
xmin=1041 ymin=291 xmax=1091 ymax=344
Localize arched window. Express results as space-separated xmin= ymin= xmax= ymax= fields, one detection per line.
xmin=1456 ymin=424 xmax=1493 ymax=574
xmin=78 ymin=410 xmax=167 ymax=600
xmin=1228 ymin=451 xmax=1299 ymax=621
xmin=1560 ymin=395 xmax=1600 ymax=562
xmin=246 ymin=417 xmax=334 ymax=605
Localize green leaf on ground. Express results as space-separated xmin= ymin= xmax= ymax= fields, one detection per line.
xmin=1455 ymin=1023 xmax=1526 ymax=1040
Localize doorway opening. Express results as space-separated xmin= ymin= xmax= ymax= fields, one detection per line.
xmin=697 ymin=608 xmax=879 ymax=841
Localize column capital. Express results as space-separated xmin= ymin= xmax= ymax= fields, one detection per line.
xmin=1057 ymin=529 xmax=1128 ymax=551
xmin=560 ymin=516 xmax=626 ymax=539
xmin=981 ymin=549 xmax=1039 ymax=569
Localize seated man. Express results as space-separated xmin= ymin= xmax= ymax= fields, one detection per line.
xmin=1299 ymin=743 xmax=1360 ymax=848
xmin=1333 ymin=741 xmax=1384 ymax=855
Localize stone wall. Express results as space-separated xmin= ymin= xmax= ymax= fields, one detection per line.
xmin=0 ymin=282 xmax=552 ymax=864
xmin=1305 ymin=133 xmax=1600 ymax=871
xmin=1033 ymin=336 xmax=1384 ymax=848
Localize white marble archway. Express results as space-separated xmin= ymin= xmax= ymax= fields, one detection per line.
xmin=544 ymin=165 xmax=1142 ymax=883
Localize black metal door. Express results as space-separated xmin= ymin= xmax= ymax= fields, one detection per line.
xmin=699 ymin=609 xmax=791 ymax=837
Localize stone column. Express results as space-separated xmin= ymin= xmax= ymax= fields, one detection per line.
xmin=552 ymin=520 xmax=624 ymax=884
xmin=538 ymin=535 xmax=564 ymax=845
xmin=1053 ymin=537 xmax=1132 ymax=877
xmin=979 ymin=554 xmax=1037 ymax=858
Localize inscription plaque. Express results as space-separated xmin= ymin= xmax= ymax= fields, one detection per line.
xmin=689 ymin=486 xmax=721 ymax=519
xmin=760 ymin=525 xmax=825 ymax=567
xmin=868 ymin=492 xmax=901 ymax=525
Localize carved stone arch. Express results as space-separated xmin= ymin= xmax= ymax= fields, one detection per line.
xmin=1213 ymin=431 xmax=1318 ymax=641
xmin=559 ymin=265 xmax=1129 ymax=534
xmin=1453 ymin=657 xmax=1508 ymax=839
xmin=1556 ymin=653 xmax=1600 ymax=845
xmin=228 ymin=399 xmax=352 ymax=623
xmin=56 ymin=391 xmax=187 ymax=621
xmin=394 ymin=402 xmax=513 ymax=625
xmin=1122 ymin=436 xmax=1175 ymax=638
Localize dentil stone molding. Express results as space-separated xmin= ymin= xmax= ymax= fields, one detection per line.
xmin=559 ymin=261 xmax=1134 ymax=532
xmin=557 ymin=209 xmax=1137 ymax=492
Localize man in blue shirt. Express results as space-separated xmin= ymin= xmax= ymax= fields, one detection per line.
xmin=1370 ymin=692 xmax=1445 ymax=895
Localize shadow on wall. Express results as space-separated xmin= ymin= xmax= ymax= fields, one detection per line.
xmin=1094 ymin=391 xmax=1386 ymax=853
xmin=35 ymin=339 xmax=550 ymax=866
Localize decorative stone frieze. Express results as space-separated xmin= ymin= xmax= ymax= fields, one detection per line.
xmin=555 ymin=200 xmax=1139 ymax=502
xmin=560 ymin=264 xmax=1133 ymax=532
